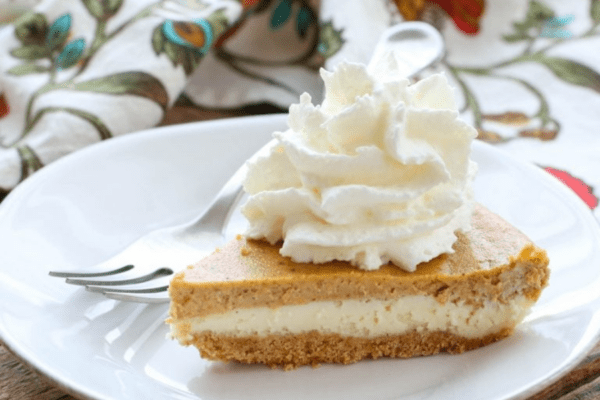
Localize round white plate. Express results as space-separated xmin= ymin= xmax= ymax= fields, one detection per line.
xmin=1 ymin=114 xmax=600 ymax=400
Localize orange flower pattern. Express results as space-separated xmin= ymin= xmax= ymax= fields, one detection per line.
xmin=394 ymin=0 xmax=485 ymax=34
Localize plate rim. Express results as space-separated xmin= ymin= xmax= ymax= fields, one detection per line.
xmin=0 ymin=113 xmax=599 ymax=400
xmin=0 ymin=114 xmax=288 ymax=400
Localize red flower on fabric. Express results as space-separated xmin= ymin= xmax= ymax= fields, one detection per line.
xmin=394 ymin=0 xmax=485 ymax=35
xmin=544 ymin=167 xmax=598 ymax=209
xmin=241 ymin=0 xmax=261 ymax=8
xmin=433 ymin=0 xmax=485 ymax=34
xmin=0 ymin=94 xmax=8 ymax=118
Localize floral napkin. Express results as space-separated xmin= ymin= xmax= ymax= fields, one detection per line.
xmin=0 ymin=0 xmax=393 ymax=198
xmin=0 ymin=0 xmax=598 ymax=224
xmin=435 ymin=0 xmax=600 ymax=221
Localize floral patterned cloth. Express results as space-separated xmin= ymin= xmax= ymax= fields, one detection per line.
xmin=0 ymin=0 xmax=598 ymax=224
xmin=437 ymin=0 xmax=600 ymax=220
xmin=0 ymin=0 xmax=386 ymax=197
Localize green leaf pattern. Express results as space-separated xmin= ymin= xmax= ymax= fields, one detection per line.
xmin=318 ymin=20 xmax=344 ymax=58
xmin=82 ymin=0 xmax=123 ymax=20
xmin=592 ymin=0 xmax=600 ymax=22
xmin=538 ymin=57 xmax=600 ymax=94
xmin=10 ymin=12 xmax=86 ymax=67
xmin=448 ymin=0 xmax=600 ymax=143
xmin=4 ymin=4 xmax=171 ymax=180
xmin=81 ymin=0 xmax=105 ymax=20
xmin=6 ymin=63 xmax=49 ymax=76
xmin=71 ymin=72 xmax=170 ymax=110
xmin=16 ymin=145 xmax=43 ymax=181
xmin=2 ymin=0 xmax=345 ymax=188
xmin=14 ymin=12 xmax=47 ymax=45
xmin=502 ymin=1 xmax=554 ymax=42
xmin=10 ymin=45 xmax=50 ymax=60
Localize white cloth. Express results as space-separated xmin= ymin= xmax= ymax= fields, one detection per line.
xmin=0 ymin=0 xmax=598 ymax=224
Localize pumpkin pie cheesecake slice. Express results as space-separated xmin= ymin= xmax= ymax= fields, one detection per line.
xmin=167 ymin=204 xmax=549 ymax=369
xmin=167 ymin=62 xmax=549 ymax=369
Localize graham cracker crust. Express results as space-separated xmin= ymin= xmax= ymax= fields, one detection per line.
xmin=185 ymin=329 xmax=514 ymax=370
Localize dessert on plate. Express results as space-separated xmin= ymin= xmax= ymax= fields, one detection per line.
xmin=167 ymin=58 xmax=549 ymax=369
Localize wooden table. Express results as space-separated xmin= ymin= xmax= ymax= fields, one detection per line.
xmin=2 ymin=106 xmax=600 ymax=400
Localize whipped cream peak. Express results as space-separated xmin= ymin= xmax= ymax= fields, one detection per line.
xmin=242 ymin=61 xmax=477 ymax=271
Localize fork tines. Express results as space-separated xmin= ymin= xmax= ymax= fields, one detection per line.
xmin=49 ymin=265 xmax=173 ymax=303
xmin=48 ymin=265 xmax=134 ymax=278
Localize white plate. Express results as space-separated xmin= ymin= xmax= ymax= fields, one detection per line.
xmin=1 ymin=114 xmax=600 ymax=400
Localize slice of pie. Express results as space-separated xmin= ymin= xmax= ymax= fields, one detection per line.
xmin=167 ymin=204 xmax=549 ymax=369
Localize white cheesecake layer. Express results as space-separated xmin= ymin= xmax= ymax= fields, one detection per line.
xmin=172 ymin=295 xmax=533 ymax=341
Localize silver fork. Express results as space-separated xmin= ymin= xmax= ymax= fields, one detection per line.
xmin=49 ymin=138 xmax=276 ymax=303
xmin=49 ymin=22 xmax=445 ymax=304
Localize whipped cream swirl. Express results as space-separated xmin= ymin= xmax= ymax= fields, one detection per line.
xmin=242 ymin=61 xmax=477 ymax=271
